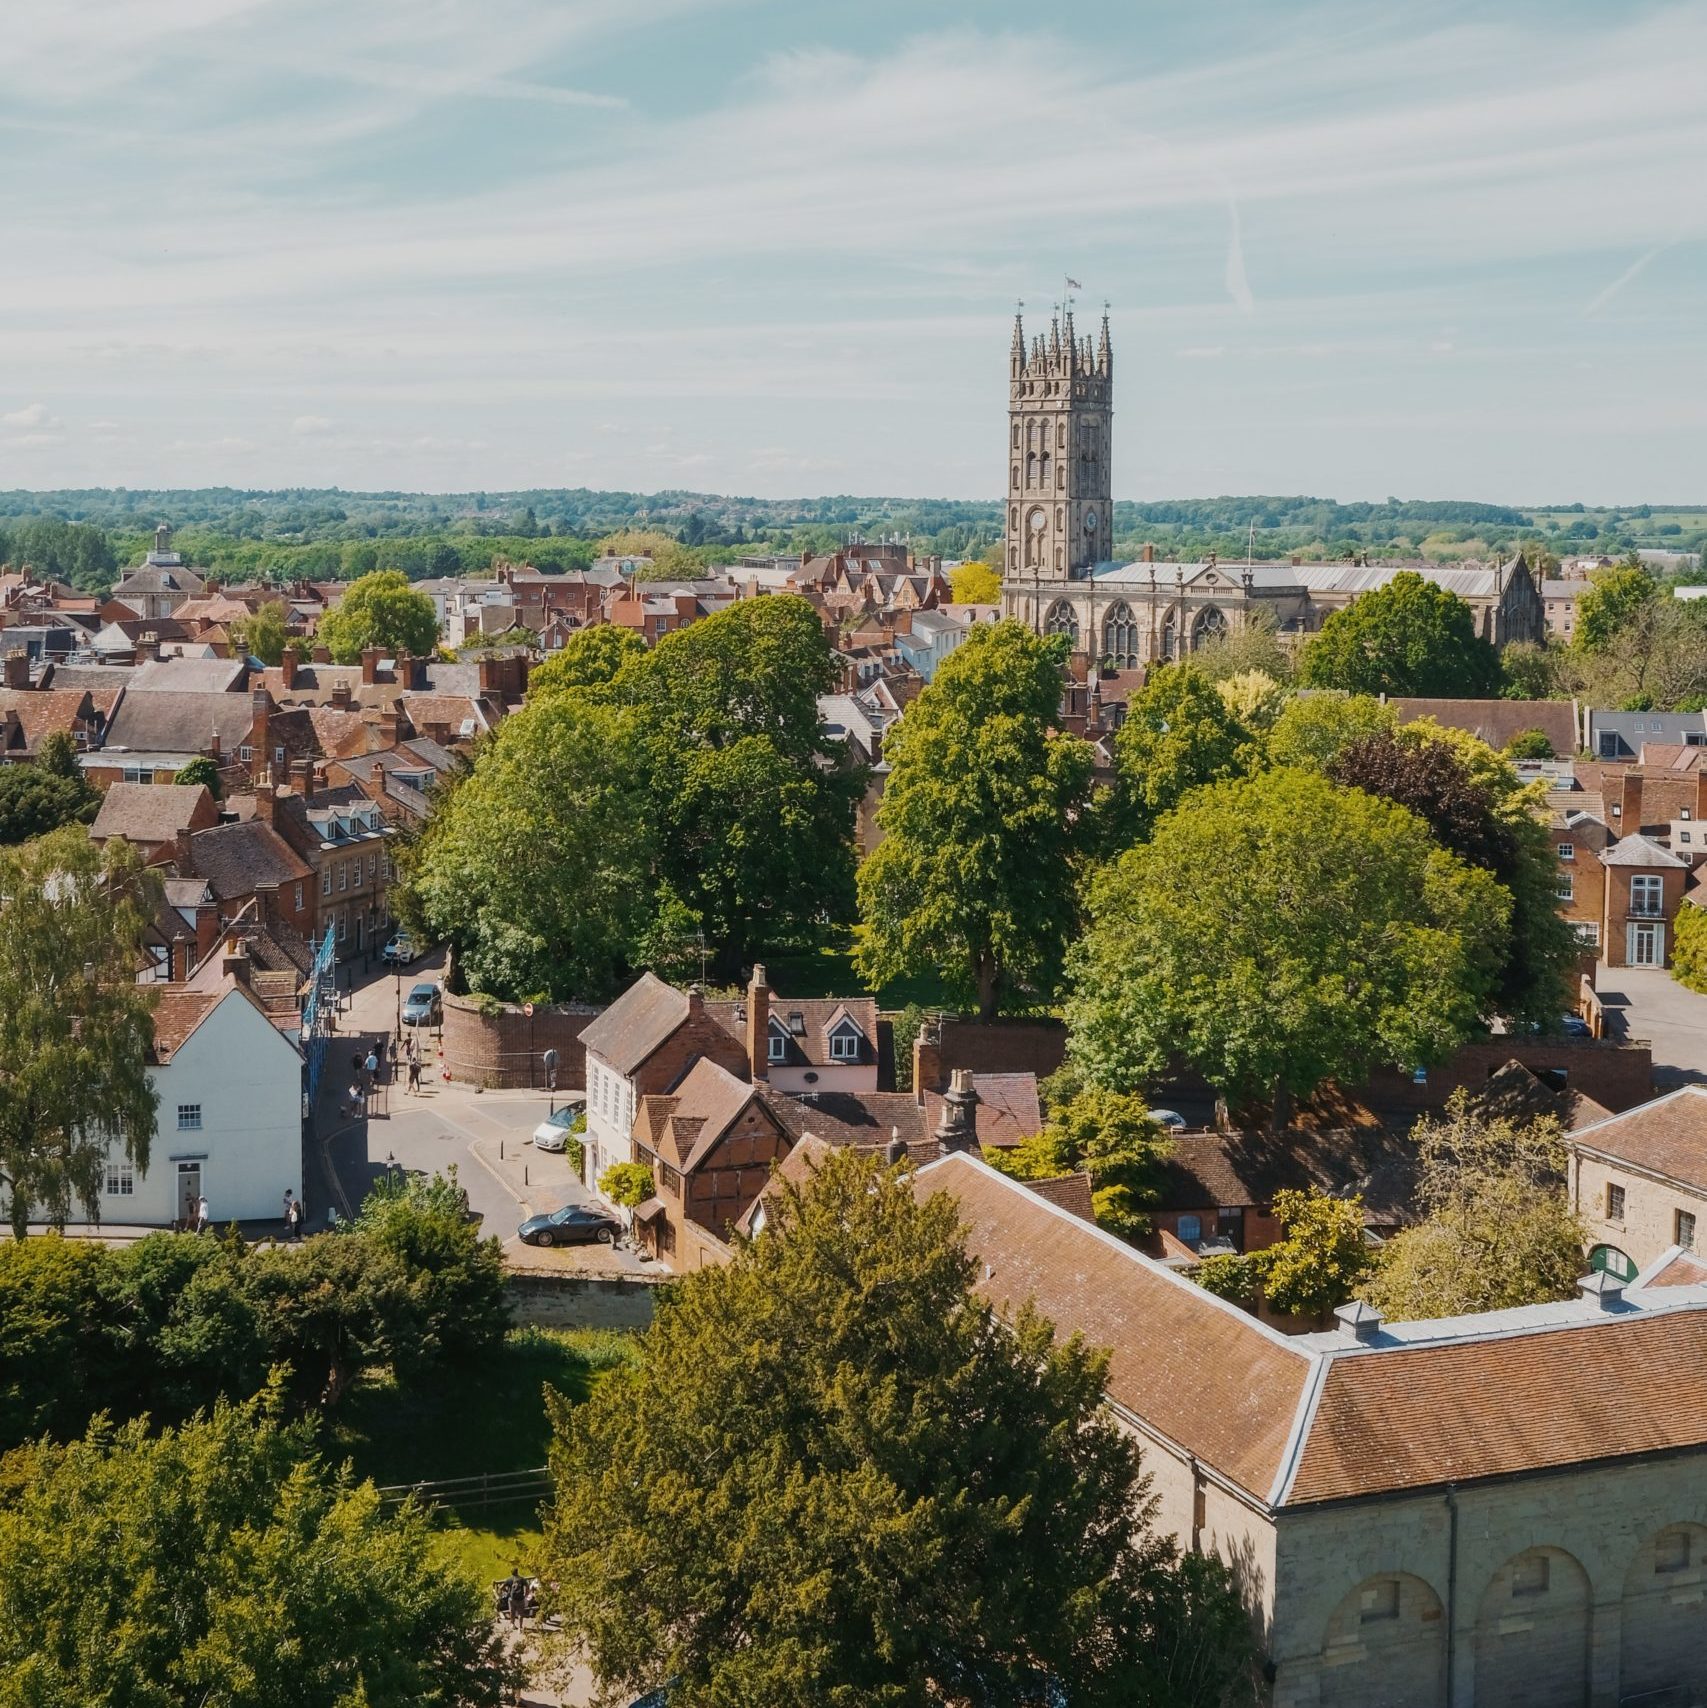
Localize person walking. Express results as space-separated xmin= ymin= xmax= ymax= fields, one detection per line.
xmin=287 ymin=1195 xmax=303 ymax=1241
xmin=407 ymin=1056 xmax=422 ymax=1094
xmin=195 ymin=1194 xmax=210 ymax=1235
xmin=364 ymin=1048 xmax=379 ymax=1086
xmin=282 ymin=1188 xmax=294 ymax=1231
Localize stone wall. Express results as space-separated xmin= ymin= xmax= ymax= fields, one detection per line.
xmin=440 ymin=992 xmax=601 ymax=1090
xmin=504 ymin=1268 xmax=664 ymax=1331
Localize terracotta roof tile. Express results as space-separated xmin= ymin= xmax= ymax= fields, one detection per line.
xmin=579 ymin=973 xmax=689 ymax=1076
xmin=149 ymin=989 xmax=222 ymax=1062
xmin=1569 ymin=1086 xmax=1707 ymax=1192
xmin=91 ymin=782 xmax=214 ymax=846
xmin=915 ymin=1153 xmax=1313 ymax=1501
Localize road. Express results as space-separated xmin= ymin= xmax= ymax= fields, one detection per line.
xmin=1594 ymin=964 xmax=1707 ymax=1092
xmin=312 ymin=954 xmax=644 ymax=1270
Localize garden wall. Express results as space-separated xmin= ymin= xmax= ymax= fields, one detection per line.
xmin=505 ymin=1269 xmax=665 ymax=1331
xmin=440 ymin=991 xmax=601 ymax=1090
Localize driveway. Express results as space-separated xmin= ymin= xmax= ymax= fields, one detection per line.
xmin=1593 ymin=965 xmax=1707 ymax=1092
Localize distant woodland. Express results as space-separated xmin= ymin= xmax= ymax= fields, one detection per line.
xmin=2 ymin=486 xmax=1704 ymax=595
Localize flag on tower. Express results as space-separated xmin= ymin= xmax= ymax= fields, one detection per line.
xmin=1065 ymin=276 xmax=1083 ymax=289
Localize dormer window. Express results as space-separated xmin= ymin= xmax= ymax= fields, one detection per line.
xmin=787 ymin=1012 xmax=806 ymax=1036
xmin=828 ymin=1021 xmax=863 ymax=1062
xmin=767 ymin=1033 xmax=787 ymax=1064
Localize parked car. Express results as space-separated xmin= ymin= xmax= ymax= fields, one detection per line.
xmin=517 ymin=1204 xmax=622 ymax=1248
xmin=1560 ymin=1014 xmax=1593 ymax=1038
xmin=401 ymin=982 xmax=442 ymax=1027
xmin=1150 ymin=1109 xmax=1189 ymax=1132
xmin=381 ymin=931 xmax=416 ymax=965
xmin=532 ymin=1099 xmax=587 ymax=1152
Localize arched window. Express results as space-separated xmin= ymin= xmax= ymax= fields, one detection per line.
xmin=1040 ymin=451 xmax=1052 ymax=489
xmin=1194 ymin=605 xmax=1228 ymax=648
xmin=1160 ymin=610 xmax=1177 ymax=660
xmin=1044 ymin=601 xmax=1079 ymax=649
xmin=1589 ymin=1244 xmax=1637 ymax=1282
xmin=1025 ymin=451 xmax=1037 ymax=488
xmin=1102 ymin=601 xmax=1138 ymax=670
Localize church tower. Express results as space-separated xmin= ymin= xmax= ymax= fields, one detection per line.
xmin=1005 ymin=304 xmax=1112 ymax=586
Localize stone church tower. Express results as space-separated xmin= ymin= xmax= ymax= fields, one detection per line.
xmin=1005 ymin=306 xmax=1112 ymax=586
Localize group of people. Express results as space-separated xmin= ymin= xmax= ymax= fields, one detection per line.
xmin=343 ymin=1035 xmax=432 ymax=1119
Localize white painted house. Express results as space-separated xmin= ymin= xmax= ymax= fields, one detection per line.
xmin=101 ymin=978 xmax=304 ymax=1227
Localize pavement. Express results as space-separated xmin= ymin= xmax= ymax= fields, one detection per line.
xmin=313 ymin=954 xmax=647 ymax=1272
xmin=1593 ymin=964 xmax=1707 ymax=1092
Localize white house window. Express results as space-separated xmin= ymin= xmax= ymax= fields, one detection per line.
xmin=1575 ymin=922 xmax=1600 ymax=947
xmin=321 ymin=867 xmax=331 ymax=897
xmin=105 ymin=1160 xmax=134 ymax=1196
xmin=294 ymin=883 xmax=303 ymax=910
xmin=1631 ymin=875 xmax=1665 ymax=916
xmin=829 ymin=1028 xmax=860 ymax=1062
xmin=274 ymin=744 xmax=285 ymax=768
xmin=1556 ymin=875 xmax=1574 ymax=902
xmin=177 ymin=1104 xmax=202 ymax=1131
xmin=767 ymin=1033 xmax=787 ymax=1064
xmin=239 ymin=745 xmax=253 ymax=762
xmin=1558 ymin=843 xmax=1575 ymax=862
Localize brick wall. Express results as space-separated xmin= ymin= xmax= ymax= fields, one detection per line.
xmin=440 ymin=992 xmax=602 ymax=1089
xmin=914 ymin=1015 xmax=1067 ymax=1094
xmin=631 ymin=1005 xmax=750 ymax=1099
xmin=1366 ymin=1037 xmax=1654 ymax=1117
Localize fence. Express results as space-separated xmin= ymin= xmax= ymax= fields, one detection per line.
xmin=375 ymin=1466 xmax=551 ymax=1515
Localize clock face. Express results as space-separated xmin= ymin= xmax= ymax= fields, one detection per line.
xmin=1084 ymin=513 xmax=1098 ymax=533
xmin=1028 ymin=507 xmax=1047 ymax=534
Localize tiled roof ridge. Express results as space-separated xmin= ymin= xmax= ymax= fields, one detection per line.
xmin=1568 ymin=1083 xmax=1706 ymax=1143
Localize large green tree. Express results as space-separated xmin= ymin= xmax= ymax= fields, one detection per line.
xmin=1298 ymin=571 xmax=1500 ymax=697
xmin=527 ymin=623 xmax=646 ymax=698
xmin=0 ymin=1390 xmax=510 ymax=1706
xmin=1328 ymin=723 xmax=1578 ymax=1025
xmin=1263 ymin=691 xmax=1395 ymax=772
xmin=317 ymin=569 xmax=440 ymax=663
xmin=1066 ymin=768 xmax=1506 ymax=1115
xmin=403 ymin=694 xmax=654 ymax=1000
xmin=1574 ymin=561 xmax=1657 ymax=652
xmin=858 ymin=621 xmax=1094 ymax=1017
xmin=1108 ymin=664 xmax=1253 ymax=845
xmin=228 ymin=598 xmax=291 ymax=665
xmin=0 ymin=732 xmax=98 ymax=843
xmin=543 ymin=1148 xmax=1254 ymax=1708
xmin=0 ymin=830 xmax=160 ymax=1236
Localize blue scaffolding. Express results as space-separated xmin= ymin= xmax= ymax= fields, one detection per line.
xmin=301 ymin=928 xmax=339 ymax=1105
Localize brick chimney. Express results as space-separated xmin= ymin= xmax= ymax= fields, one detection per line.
xmin=253 ymin=788 xmax=276 ymax=826
xmin=135 ymin=633 xmax=159 ymax=664
xmin=478 ymin=654 xmax=500 ymax=695
xmin=686 ymin=984 xmax=705 ymax=1021
xmin=746 ymin=963 xmax=771 ymax=1082
xmin=279 ymin=646 xmax=299 ymax=690
xmin=330 ymin=679 xmax=352 ymax=710
xmin=311 ymin=644 xmax=332 ymax=664
xmin=291 ymin=758 xmax=313 ymax=800
xmin=249 ymin=687 xmax=272 ymax=778
xmin=254 ymin=881 xmax=278 ymax=925
xmin=208 ymin=729 xmax=220 ymax=761
xmin=2 ymin=650 xmax=29 ymax=690
xmin=194 ymin=898 xmax=220 ymax=962
xmin=170 ymin=932 xmax=193 ymax=983
xmin=933 ymin=1068 xmax=980 ymax=1154
xmin=395 ymin=648 xmax=411 ymax=689
xmin=1141 ymin=542 xmax=1155 ymax=564
xmin=361 ymin=645 xmax=381 ymax=685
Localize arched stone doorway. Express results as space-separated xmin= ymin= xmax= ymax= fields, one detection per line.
xmin=1620 ymin=1523 xmax=1707 ymax=1704
xmin=1473 ymin=1546 xmax=1590 ymax=1708
xmin=1317 ymin=1573 xmax=1446 ymax=1708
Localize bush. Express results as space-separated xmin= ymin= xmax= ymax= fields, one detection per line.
xmin=1675 ymin=903 xmax=1707 ymax=995
xmin=598 ymin=1162 xmax=655 ymax=1208
xmin=1503 ymin=728 xmax=1555 ymax=760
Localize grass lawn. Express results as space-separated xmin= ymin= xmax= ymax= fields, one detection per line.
xmin=328 ymin=1326 xmax=635 ymax=1585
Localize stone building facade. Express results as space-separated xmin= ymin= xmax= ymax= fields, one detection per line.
xmin=921 ymin=1149 xmax=1707 ymax=1708
xmin=997 ymin=312 xmax=1544 ymax=659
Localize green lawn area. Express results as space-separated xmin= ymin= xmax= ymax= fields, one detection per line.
xmin=328 ymin=1325 xmax=636 ymax=1585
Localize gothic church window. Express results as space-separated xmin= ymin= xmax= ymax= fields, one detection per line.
xmin=1103 ymin=602 xmax=1138 ymax=669
xmin=1044 ymin=601 xmax=1079 ymax=647
xmin=1195 ymin=606 xmax=1228 ymax=646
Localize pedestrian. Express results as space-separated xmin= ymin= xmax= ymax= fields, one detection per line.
xmin=351 ymin=1050 xmax=363 ymax=1080
xmin=364 ymin=1048 xmax=379 ymax=1084
xmin=408 ymin=1057 xmax=422 ymax=1093
xmin=287 ymin=1196 xmax=303 ymax=1241
xmin=195 ymin=1194 xmax=210 ymax=1235
xmin=282 ymin=1187 xmax=294 ymax=1228
xmin=348 ymin=1081 xmax=363 ymax=1119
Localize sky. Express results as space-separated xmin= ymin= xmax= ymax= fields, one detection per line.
xmin=1 ymin=0 xmax=1704 ymax=505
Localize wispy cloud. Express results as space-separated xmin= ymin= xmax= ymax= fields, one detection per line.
xmin=1585 ymin=242 xmax=1670 ymax=316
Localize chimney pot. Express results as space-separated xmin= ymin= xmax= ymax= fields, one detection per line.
xmin=361 ymin=645 xmax=381 ymax=685
xmin=934 ymin=1068 xmax=980 ymax=1153
xmin=279 ymin=646 xmax=299 ymax=690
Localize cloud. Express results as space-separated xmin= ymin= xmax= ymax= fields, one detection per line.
xmin=1584 ymin=242 xmax=1672 ymax=316
xmin=1 ymin=402 xmax=54 ymax=428
xmin=292 ymin=414 xmax=335 ymax=436
xmin=1222 ymin=191 xmax=1254 ymax=314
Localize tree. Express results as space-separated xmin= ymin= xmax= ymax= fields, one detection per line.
xmin=1108 ymin=664 xmax=1252 ymax=846
xmin=1499 ymin=640 xmax=1560 ymax=702
xmin=1264 ymin=691 xmax=1394 ymax=772
xmin=542 ymin=1149 xmax=1254 ymax=1707
xmin=173 ymin=754 xmax=223 ymax=799
xmin=1673 ymin=900 xmax=1707 ymax=994
xmin=0 ymin=831 xmax=161 ymax=1236
xmin=229 ymin=598 xmax=291 ymax=665
xmin=0 ymin=1391 xmax=510 ymax=1706
xmin=1363 ymin=1092 xmax=1585 ymax=1321
xmin=1195 ymin=1189 xmax=1373 ymax=1317
xmin=984 ymin=1086 xmax=1170 ymax=1238
xmin=0 ymin=748 xmax=98 ymax=843
xmin=1503 ymin=727 xmax=1555 ymax=760
xmin=316 ymin=569 xmax=440 ymax=663
xmin=1574 ymin=563 xmax=1657 ymax=653
xmin=403 ymin=694 xmax=655 ymax=1001
xmin=857 ymin=622 xmax=1095 ymax=1017
xmin=598 ymin=1161 xmax=654 ymax=1208
xmin=1298 ymin=572 xmax=1500 ymax=697
xmin=948 ymin=560 xmax=1002 ymax=604
xmin=595 ymin=528 xmax=704 ymax=581
xmin=1189 ymin=606 xmax=1292 ymax=684
xmin=527 ymin=623 xmax=646 ymax=698
xmin=1066 ymin=769 xmax=1506 ymax=1115
xmin=1215 ymin=669 xmax=1286 ymax=731
xmin=1560 ymin=583 xmax=1707 ymax=711
xmin=638 ymin=597 xmax=861 ymax=977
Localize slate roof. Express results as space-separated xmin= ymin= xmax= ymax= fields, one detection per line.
xmin=103 ymin=689 xmax=254 ymax=756
xmin=185 ymin=819 xmax=312 ymax=902
xmin=130 ymin=656 xmax=248 ymax=694
xmin=1601 ymin=833 xmax=1688 ymax=868
xmin=90 ymin=782 xmax=213 ymax=846
xmin=708 ymin=994 xmax=880 ymax=1069
xmin=578 ymin=972 xmax=690 ymax=1077
xmin=1391 ymin=697 xmax=1579 ymax=757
